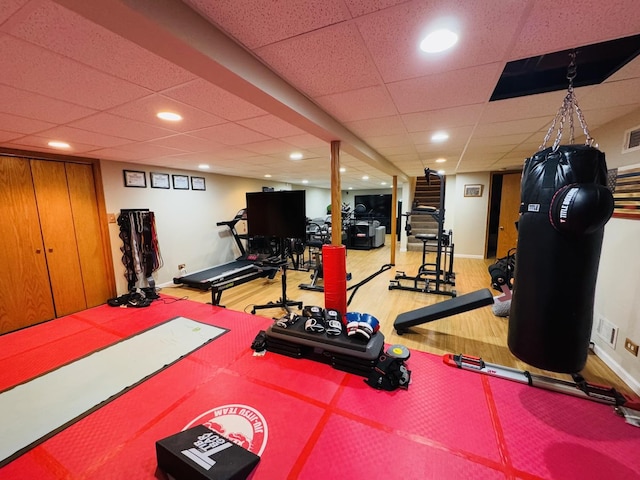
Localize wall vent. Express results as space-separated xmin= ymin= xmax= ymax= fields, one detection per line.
xmin=622 ymin=125 xmax=640 ymax=153
xmin=596 ymin=316 xmax=618 ymax=348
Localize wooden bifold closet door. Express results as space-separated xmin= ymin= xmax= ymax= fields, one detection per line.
xmin=0 ymin=156 xmax=56 ymax=333
xmin=0 ymin=155 xmax=112 ymax=335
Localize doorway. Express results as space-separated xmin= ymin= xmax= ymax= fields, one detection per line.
xmin=486 ymin=172 xmax=522 ymax=259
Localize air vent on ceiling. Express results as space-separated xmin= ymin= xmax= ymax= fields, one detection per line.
xmin=622 ymin=125 xmax=640 ymax=153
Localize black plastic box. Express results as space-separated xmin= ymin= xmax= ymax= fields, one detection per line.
xmin=156 ymin=425 xmax=260 ymax=480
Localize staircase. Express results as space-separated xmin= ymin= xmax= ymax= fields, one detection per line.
xmin=413 ymin=174 xmax=442 ymax=207
xmin=406 ymin=175 xmax=443 ymax=252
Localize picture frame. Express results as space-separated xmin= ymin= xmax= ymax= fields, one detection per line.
xmin=172 ymin=174 xmax=190 ymax=190
xmin=123 ymin=170 xmax=146 ymax=188
xmin=191 ymin=176 xmax=206 ymax=191
xmin=464 ymin=184 xmax=483 ymax=197
xmin=150 ymin=172 xmax=170 ymax=189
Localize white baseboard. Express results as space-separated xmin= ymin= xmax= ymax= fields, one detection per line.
xmin=593 ymin=344 xmax=640 ymax=396
xmin=453 ymin=254 xmax=484 ymax=259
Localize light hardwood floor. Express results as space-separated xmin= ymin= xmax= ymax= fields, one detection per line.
xmin=160 ymin=236 xmax=635 ymax=398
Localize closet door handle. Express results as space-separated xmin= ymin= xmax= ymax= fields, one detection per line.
xmin=48 ymin=248 xmax=54 ymax=253
xmin=36 ymin=249 xmax=41 ymax=254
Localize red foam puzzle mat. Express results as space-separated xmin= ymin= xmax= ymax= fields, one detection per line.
xmin=0 ymin=296 xmax=639 ymax=479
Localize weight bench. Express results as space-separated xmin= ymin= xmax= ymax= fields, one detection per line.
xmin=394 ymin=288 xmax=494 ymax=334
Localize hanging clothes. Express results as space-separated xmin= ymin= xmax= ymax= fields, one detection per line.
xmin=117 ymin=210 xmax=163 ymax=293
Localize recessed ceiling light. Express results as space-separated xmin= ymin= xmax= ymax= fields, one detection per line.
xmin=420 ymin=29 xmax=458 ymax=53
xmin=435 ymin=158 xmax=447 ymax=163
xmin=348 ymin=187 xmax=353 ymax=190
xmin=431 ymin=131 xmax=449 ymax=142
xmin=264 ymin=174 xmax=272 ymax=178
xmin=339 ymin=167 xmax=346 ymax=173
xmin=290 ymin=152 xmax=303 ymax=160
xmin=157 ymin=111 xmax=182 ymax=121
xmin=362 ymin=175 xmax=369 ymax=180
xmin=381 ymin=182 xmax=387 ymax=186
xmin=48 ymin=141 xmax=70 ymax=149
xmin=198 ymin=164 xmax=210 ymax=169
xmin=302 ymin=179 xmax=308 ymax=184
xmin=437 ymin=169 xmax=446 ymax=175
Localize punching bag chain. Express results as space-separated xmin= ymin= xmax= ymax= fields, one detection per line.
xmin=539 ymin=50 xmax=594 ymax=152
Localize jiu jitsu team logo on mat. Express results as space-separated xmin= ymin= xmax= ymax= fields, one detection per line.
xmin=184 ymin=404 xmax=268 ymax=455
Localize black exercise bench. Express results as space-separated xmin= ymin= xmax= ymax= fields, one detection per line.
xmin=394 ymin=288 xmax=494 ymax=334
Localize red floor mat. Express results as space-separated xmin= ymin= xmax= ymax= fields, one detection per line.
xmin=1 ymin=297 xmax=639 ymax=479
xmin=488 ymin=376 xmax=640 ymax=479
xmin=0 ymin=326 xmax=121 ymax=390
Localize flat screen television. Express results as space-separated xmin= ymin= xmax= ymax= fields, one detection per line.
xmin=354 ymin=194 xmax=392 ymax=232
xmin=246 ymin=190 xmax=307 ymax=239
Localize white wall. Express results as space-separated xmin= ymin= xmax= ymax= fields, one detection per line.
xmin=449 ymin=172 xmax=491 ymax=258
xmin=590 ymin=108 xmax=640 ymax=393
xmin=100 ymin=160 xmax=329 ymax=294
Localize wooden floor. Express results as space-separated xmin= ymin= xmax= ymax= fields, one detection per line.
xmin=161 ymin=236 xmax=635 ymax=398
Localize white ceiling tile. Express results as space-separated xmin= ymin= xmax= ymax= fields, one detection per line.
xmin=242 ymin=139 xmax=302 ymax=156
xmin=0 ymin=129 xmax=24 ymax=142
xmin=356 ymin=0 xmax=527 ymax=83
xmin=185 ymin=0 xmax=352 ymax=49
xmin=238 ymin=115 xmax=306 ymax=138
xmin=107 ymin=94 xmax=227 ymax=132
xmin=0 ymin=35 xmax=150 ymax=109
xmin=0 ymin=0 xmax=30 ymax=25
xmin=509 ymin=0 xmax=640 ymax=60
xmin=580 ymin=78 xmax=640 ymax=110
xmin=7 ymin=134 xmax=105 ymax=154
xmin=0 ymin=112 xmax=55 ymax=134
xmin=256 ymin=22 xmax=381 ymax=97
xmin=146 ymin=134 xmax=226 ymax=152
xmin=68 ymin=113 xmax=177 ymax=142
xmin=7 ymin=1 xmax=196 ymax=91
xmin=163 ymin=79 xmax=267 ymax=121
xmin=112 ymin=142 xmax=187 ymax=158
xmin=0 ymin=83 xmax=96 ymax=123
xmin=479 ymin=86 xmax=595 ymax=123
xmin=401 ymin=105 xmax=484 ymax=132
xmin=387 ymin=63 xmax=503 ymax=114
xmin=189 ymin=123 xmax=271 ymax=146
xmin=315 ymin=85 xmax=397 ymax=122
xmin=473 ymin=117 xmax=553 ymax=138
xmin=343 ymin=0 xmax=408 ymax=18
xmin=344 ymin=116 xmax=407 ymax=138
xmin=87 ymin=147 xmax=151 ymax=162
xmin=36 ymin=125 xmax=131 ymax=148
xmin=281 ymin=134 xmax=329 ymax=149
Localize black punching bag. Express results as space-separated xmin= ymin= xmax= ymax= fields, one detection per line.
xmin=508 ymin=145 xmax=614 ymax=373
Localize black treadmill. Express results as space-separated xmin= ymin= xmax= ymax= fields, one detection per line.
xmin=172 ymin=209 xmax=275 ymax=304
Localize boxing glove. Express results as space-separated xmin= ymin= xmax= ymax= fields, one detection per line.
xmin=549 ymin=183 xmax=614 ymax=235
xmin=324 ymin=309 xmax=342 ymax=336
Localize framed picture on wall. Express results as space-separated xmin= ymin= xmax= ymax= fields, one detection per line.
xmin=172 ymin=174 xmax=190 ymax=190
xmin=191 ymin=176 xmax=206 ymax=191
xmin=150 ymin=172 xmax=170 ymax=189
xmin=464 ymin=184 xmax=484 ymax=197
xmin=123 ymin=170 xmax=146 ymax=188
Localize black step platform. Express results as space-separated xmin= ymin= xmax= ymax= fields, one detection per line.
xmin=394 ymin=288 xmax=494 ymax=334
xmin=265 ymin=319 xmax=385 ymax=377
